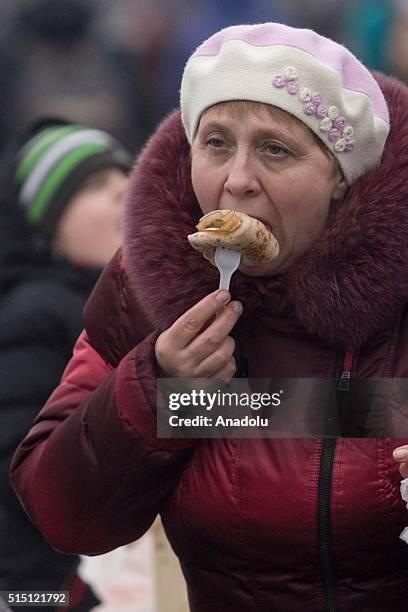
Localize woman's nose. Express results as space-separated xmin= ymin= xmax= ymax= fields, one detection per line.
xmin=224 ymin=152 xmax=260 ymax=198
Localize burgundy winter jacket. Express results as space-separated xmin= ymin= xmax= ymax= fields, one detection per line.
xmin=11 ymin=73 xmax=408 ymax=611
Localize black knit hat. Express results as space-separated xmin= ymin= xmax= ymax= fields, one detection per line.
xmin=14 ymin=119 xmax=133 ymax=238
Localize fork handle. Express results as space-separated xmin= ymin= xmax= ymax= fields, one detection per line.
xmin=218 ymin=269 xmax=234 ymax=291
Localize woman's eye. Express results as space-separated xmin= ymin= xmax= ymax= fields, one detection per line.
xmin=264 ymin=143 xmax=288 ymax=156
xmin=206 ymin=137 xmax=225 ymax=149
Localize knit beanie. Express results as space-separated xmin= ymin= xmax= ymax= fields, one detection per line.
xmin=180 ymin=23 xmax=390 ymax=184
xmin=14 ymin=120 xmax=133 ymax=238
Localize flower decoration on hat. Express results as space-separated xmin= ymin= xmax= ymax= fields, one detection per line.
xmin=272 ymin=66 xmax=356 ymax=154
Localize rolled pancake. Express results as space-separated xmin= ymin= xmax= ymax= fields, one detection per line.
xmin=188 ymin=209 xmax=279 ymax=266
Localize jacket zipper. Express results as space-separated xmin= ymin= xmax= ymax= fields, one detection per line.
xmin=337 ymin=350 xmax=353 ymax=391
xmin=317 ymin=437 xmax=338 ymax=612
xmin=317 ymin=350 xmax=353 ymax=611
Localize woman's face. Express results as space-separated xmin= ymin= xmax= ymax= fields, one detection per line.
xmin=52 ymin=168 xmax=129 ymax=267
xmin=191 ymin=103 xmax=346 ymax=275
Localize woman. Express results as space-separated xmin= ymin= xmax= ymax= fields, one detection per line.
xmin=0 ymin=119 xmax=130 ymax=606
xmin=10 ymin=23 xmax=408 ymax=610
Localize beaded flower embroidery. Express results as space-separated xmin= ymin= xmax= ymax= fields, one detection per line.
xmin=272 ymin=66 xmax=355 ymax=153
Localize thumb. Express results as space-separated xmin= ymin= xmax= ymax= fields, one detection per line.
xmin=393 ymin=446 xmax=408 ymax=478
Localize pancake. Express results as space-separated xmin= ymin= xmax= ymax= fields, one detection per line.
xmin=188 ymin=210 xmax=279 ymax=266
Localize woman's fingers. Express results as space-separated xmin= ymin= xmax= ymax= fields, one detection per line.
xmin=393 ymin=446 xmax=408 ymax=478
xmin=194 ymin=336 xmax=236 ymax=378
xmin=164 ymin=289 xmax=231 ymax=351
xmin=155 ymin=290 xmax=242 ymax=379
xmin=209 ymin=357 xmax=237 ymax=384
xmin=188 ymin=301 xmax=242 ymax=363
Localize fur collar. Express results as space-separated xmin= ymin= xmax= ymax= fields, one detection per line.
xmin=124 ymin=73 xmax=408 ymax=349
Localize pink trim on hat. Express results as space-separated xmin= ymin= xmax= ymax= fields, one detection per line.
xmin=192 ymin=23 xmax=389 ymax=124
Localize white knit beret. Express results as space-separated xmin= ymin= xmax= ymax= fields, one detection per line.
xmin=180 ymin=23 xmax=390 ymax=184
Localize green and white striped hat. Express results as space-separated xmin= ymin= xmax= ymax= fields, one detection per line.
xmin=15 ymin=121 xmax=132 ymax=236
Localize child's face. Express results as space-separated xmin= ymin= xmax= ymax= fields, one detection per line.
xmin=191 ymin=103 xmax=346 ymax=276
xmin=52 ymin=168 xmax=129 ymax=267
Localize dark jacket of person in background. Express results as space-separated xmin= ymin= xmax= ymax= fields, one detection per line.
xmin=0 ymin=256 xmax=99 ymax=593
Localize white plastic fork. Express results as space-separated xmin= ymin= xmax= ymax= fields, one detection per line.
xmin=215 ymin=246 xmax=241 ymax=291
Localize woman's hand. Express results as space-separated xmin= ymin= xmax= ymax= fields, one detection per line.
xmin=393 ymin=446 xmax=408 ymax=478
xmin=155 ymin=289 xmax=243 ymax=383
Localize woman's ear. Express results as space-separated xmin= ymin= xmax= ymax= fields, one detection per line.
xmin=332 ymin=174 xmax=347 ymax=202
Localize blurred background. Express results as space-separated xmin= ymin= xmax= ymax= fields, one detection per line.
xmin=0 ymin=0 xmax=406 ymax=159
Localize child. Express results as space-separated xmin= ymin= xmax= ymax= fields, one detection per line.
xmin=0 ymin=119 xmax=131 ymax=606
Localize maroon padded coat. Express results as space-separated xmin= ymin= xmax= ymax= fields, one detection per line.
xmin=11 ymin=73 xmax=408 ymax=611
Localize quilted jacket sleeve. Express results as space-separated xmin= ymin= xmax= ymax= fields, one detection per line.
xmin=10 ymin=330 xmax=196 ymax=556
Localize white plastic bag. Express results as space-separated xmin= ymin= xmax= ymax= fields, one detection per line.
xmin=399 ymin=478 xmax=408 ymax=544
xmin=78 ymin=532 xmax=155 ymax=612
